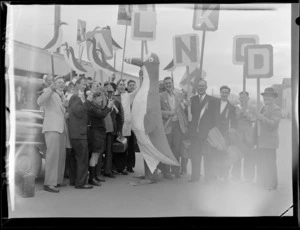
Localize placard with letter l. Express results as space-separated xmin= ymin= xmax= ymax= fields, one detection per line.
xmin=244 ymin=44 xmax=273 ymax=78
xmin=131 ymin=11 xmax=157 ymax=41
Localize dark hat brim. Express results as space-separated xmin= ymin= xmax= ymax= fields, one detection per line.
xmin=261 ymin=92 xmax=278 ymax=98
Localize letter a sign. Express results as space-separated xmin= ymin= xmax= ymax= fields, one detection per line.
xmin=193 ymin=4 xmax=220 ymax=31
xmin=131 ymin=11 xmax=156 ymax=41
xmin=173 ymin=34 xmax=200 ymax=67
xmin=244 ymin=44 xmax=273 ymax=78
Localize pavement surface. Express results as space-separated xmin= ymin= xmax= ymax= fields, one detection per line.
xmin=7 ymin=119 xmax=294 ymax=218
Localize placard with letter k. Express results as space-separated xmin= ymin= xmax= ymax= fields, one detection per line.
xmin=193 ymin=4 xmax=220 ymax=31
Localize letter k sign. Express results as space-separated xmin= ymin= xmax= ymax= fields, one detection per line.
xmin=193 ymin=4 xmax=220 ymax=31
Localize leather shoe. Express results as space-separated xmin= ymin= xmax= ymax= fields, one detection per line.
xmin=163 ymin=173 xmax=174 ymax=180
xmin=75 ymin=184 xmax=93 ymax=189
xmin=127 ymin=168 xmax=134 ymax=173
xmin=104 ymin=173 xmax=116 ymax=178
xmin=95 ymin=175 xmax=106 ymax=182
xmin=88 ymin=179 xmax=101 ymax=186
xmin=118 ymin=170 xmax=128 ymax=175
xmin=69 ymin=182 xmax=75 ymax=186
xmin=44 ymin=185 xmax=59 ymax=193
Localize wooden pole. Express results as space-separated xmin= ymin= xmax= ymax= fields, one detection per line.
xmin=186 ymin=66 xmax=192 ymax=121
xmin=145 ymin=40 xmax=148 ymax=55
xmin=141 ymin=41 xmax=145 ymax=60
xmin=114 ymin=50 xmax=116 ymax=69
xmin=51 ymin=54 xmax=55 ymax=77
xmin=120 ymin=25 xmax=128 ymax=79
xmin=256 ymin=78 xmax=260 ymax=112
xmin=199 ymin=30 xmax=206 ymax=79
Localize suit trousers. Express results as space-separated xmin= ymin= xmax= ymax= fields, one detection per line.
xmin=126 ymin=132 xmax=136 ymax=169
xmin=44 ymin=131 xmax=66 ymax=186
xmin=255 ymin=148 xmax=278 ymax=189
xmin=70 ymin=139 xmax=89 ymax=187
xmin=190 ymin=137 xmax=213 ymax=181
xmin=104 ymin=133 xmax=114 ymax=174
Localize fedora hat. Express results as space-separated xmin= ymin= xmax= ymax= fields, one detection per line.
xmin=261 ymin=87 xmax=278 ymax=98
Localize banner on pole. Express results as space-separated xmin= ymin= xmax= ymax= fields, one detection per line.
xmin=180 ymin=67 xmax=206 ymax=93
xmin=173 ymin=34 xmax=200 ymax=67
xmin=95 ymin=29 xmax=113 ymax=60
xmin=132 ymin=4 xmax=156 ymax=12
xmin=244 ymin=44 xmax=273 ymax=78
xmin=117 ymin=5 xmax=133 ymax=26
xmin=193 ymin=4 xmax=220 ymax=31
xmin=131 ymin=11 xmax=157 ymax=41
xmin=233 ymin=35 xmax=259 ymax=65
xmin=77 ymin=19 xmax=86 ymax=44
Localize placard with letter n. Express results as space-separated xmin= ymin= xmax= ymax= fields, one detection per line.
xmin=173 ymin=34 xmax=200 ymax=67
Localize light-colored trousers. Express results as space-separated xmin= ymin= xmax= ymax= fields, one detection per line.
xmin=44 ymin=131 xmax=66 ymax=186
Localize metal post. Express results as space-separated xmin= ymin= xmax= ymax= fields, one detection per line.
xmin=187 ymin=66 xmax=192 ymax=121
xmin=120 ymin=25 xmax=128 ymax=79
xmin=199 ymin=31 xmax=206 ymax=79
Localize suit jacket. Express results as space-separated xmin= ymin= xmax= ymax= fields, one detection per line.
xmin=189 ymin=94 xmax=218 ymax=140
xmin=68 ymin=93 xmax=89 ymax=140
xmin=37 ymin=87 xmax=67 ymax=134
xmin=215 ymin=99 xmax=237 ymax=142
xmin=254 ymin=103 xmax=281 ymax=149
xmin=160 ymin=90 xmax=187 ymax=134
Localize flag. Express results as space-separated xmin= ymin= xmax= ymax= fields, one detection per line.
xmin=179 ymin=66 xmax=206 ymax=94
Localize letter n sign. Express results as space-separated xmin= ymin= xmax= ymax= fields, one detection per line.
xmin=244 ymin=44 xmax=273 ymax=78
xmin=173 ymin=34 xmax=200 ymax=67
xmin=131 ymin=11 xmax=156 ymax=41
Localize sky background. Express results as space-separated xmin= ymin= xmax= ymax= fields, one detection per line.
xmin=7 ymin=4 xmax=291 ymax=97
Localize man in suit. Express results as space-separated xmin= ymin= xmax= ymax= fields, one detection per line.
xmin=37 ymin=76 xmax=69 ymax=193
xmin=68 ymin=77 xmax=93 ymax=189
xmin=160 ymin=76 xmax=188 ymax=179
xmin=214 ymin=86 xmax=237 ymax=180
xmin=231 ymin=91 xmax=256 ymax=181
xmin=253 ymin=87 xmax=281 ymax=190
xmin=188 ymin=79 xmax=218 ymax=183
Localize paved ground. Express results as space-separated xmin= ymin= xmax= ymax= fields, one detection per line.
xmin=7 ymin=119 xmax=293 ymax=218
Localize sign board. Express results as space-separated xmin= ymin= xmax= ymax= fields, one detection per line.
xmin=117 ymin=5 xmax=133 ymax=26
xmin=244 ymin=44 xmax=273 ymax=78
xmin=233 ymin=35 xmax=259 ymax=65
xmin=95 ymin=29 xmax=113 ymax=60
xmin=173 ymin=34 xmax=200 ymax=67
xmin=77 ymin=19 xmax=86 ymax=44
xmin=193 ymin=4 xmax=220 ymax=31
xmin=132 ymin=4 xmax=156 ymax=12
xmin=131 ymin=11 xmax=157 ymax=41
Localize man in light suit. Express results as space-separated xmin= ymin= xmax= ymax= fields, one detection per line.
xmin=37 ymin=76 xmax=68 ymax=193
xmin=214 ymin=85 xmax=237 ymax=180
xmin=188 ymin=79 xmax=218 ymax=183
xmin=160 ymin=76 xmax=188 ymax=179
xmin=253 ymin=87 xmax=281 ymax=190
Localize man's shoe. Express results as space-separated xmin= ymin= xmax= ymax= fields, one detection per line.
xmin=75 ymin=184 xmax=93 ymax=189
xmin=103 ymin=173 xmax=116 ymax=178
xmin=44 ymin=185 xmax=59 ymax=193
xmin=163 ymin=173 xmax=174 ymax=180
xmin=95 ymin=175 xmax=106 ymax=182
xmin=127 ymin=168 xmax=134 ymax=173
xmin=56 ymin=181 xmax=68 ymax=187
xmin=88 ymin=178 xmax=101 ymax=186
xmin=118 ymin=170 xmax=128 ymax=175
xmin=69 ymin=182 xmax=75 ymax=186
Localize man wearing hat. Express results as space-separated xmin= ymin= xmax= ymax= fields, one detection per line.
xmin=253 ymin=87 xmax=281 ymax=191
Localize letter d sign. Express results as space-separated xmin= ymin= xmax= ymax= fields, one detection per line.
xmin=244 ymin=44 xmax=273 ymax=78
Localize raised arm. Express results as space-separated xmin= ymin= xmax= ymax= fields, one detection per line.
xmin=37 ymin=87 xmax=54 ymax=107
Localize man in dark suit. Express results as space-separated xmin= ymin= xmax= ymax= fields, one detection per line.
xmin=253 ymin=87 xmax=281 ymax=190
xmin=188 ymin=79 xmax=218 ymax=183
xmin=68 ymin=77 xmax=93 ymax=189
xmin=214 ymin=86 xmax=237 ymax=180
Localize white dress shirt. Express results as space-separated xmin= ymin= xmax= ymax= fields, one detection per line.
xmin=220 ymin=100 xmax=228 ymax=114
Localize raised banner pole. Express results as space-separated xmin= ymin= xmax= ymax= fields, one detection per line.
xmin=186 ymin=66 xmax=192 ymax=121
xmin=256 ymin=78 xmax=260 ymax=112
xmin=120 ymin=25 xmax=128 ymax=79
xmin=141 ymin=40 xmax=145 ymax=60
xmin=114 ymin=50 xmax=117 ymax=68
xmin=199 ymin=31 xmax=206 ymax=80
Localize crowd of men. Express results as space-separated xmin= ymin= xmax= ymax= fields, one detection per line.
xmin=37 ymin=73 xmax=281 ymax=193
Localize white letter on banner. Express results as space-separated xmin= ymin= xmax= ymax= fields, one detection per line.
xmin=196 ymin=4 xmax=218 ymax=29
xmin=248 ymin=48 xmax=269 ymax=75
xmin=175 ymin=36 xmax=198 ymax=64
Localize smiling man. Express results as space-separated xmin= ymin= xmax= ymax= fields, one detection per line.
xmin=37 ymin=76 xmax=69 ymax=193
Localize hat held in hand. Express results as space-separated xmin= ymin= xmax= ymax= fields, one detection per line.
xmin=261 ymin=87 xmax=278 ymax=98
